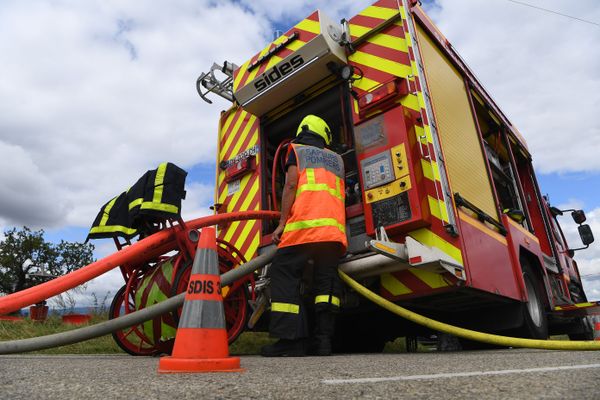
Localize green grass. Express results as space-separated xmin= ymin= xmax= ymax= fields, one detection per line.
xmin=229 ymin=332 xmax=275 ymax=355
xmin=0 ymin=314 xmax=432 ymax=355
xmin=0 ymin=315 xmax=124 ymax=354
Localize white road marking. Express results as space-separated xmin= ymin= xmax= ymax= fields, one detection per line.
xmin=322 ymin=363 xmax=600 ymax=384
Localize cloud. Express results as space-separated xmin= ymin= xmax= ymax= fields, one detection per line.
xmin=0 ymin=0 xmax=270 ymax=229
xmin=181 ymin=181 xmax=215 ymax=221
xmin=0 ymin=141 xmax=67 ymax=227
xmin=238 ymin=0 xmax=374 ymax=25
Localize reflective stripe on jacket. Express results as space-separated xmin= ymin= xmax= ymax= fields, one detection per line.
xmin=278 ymin=144 xmax=347 ymax=250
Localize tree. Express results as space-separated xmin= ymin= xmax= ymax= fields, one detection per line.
xmin=0 ymin=227 xmax=95 ymax=295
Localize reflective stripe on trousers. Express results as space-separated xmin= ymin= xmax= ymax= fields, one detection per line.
xmin=315 ymin=295 xmax=340 ymax=307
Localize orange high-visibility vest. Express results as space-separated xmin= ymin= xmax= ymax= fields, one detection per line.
xmin=278 ymin=144 xmax=347 ymax=250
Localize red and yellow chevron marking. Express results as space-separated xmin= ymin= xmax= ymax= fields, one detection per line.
xmin=381 ymin=267 xmax=456 ymax=299
xmin=232 ymin=11 xmax=320 ymax=93
xmin=349 ymin=0 xmax=460 ymax=265
xmin=380 ymin=225 xmax=463 ymax=300
xmin=554 ymin=302 xmax=600 ymax=312
xmin=215 ymin=107 xmax=262 ymax=261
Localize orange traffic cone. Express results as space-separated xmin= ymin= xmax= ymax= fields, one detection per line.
xmin=158 ymin=227 xmax=241 ymax=373
xmin=593 ymin=316 xmax=600 ymax=341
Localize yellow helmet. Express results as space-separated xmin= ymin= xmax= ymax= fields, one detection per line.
xmin=296 ymin=115 xmax=332 ymax=145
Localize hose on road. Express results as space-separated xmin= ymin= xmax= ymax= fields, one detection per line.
xmin=339 ymin=270 xmax=600 ymax=351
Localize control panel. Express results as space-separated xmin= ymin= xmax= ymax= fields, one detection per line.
xmin=361 ymin=152 xmax=394 ymax=190
xmin=353 ymin=106 xmax=427 ymax=235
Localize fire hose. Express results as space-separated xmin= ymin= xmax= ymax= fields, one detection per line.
xmin=0 ymin=206 xmax=598 ymax=353
xmin=339 ymin=270 xmax=600 ymax=351
xmin=0 ymin=211 xmax=279 ymax=315
xmin=0 ymin=247 xmax=277 ymax=354
xmin=4 ymin=257 xmax=598 ymax=354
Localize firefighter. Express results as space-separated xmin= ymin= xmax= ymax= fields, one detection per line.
xmin=261 ymin=115 xmax=347 ymax=357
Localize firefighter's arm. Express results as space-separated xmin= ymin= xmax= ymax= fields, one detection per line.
xmin=272 ymin=165 xmax=298 ymax=244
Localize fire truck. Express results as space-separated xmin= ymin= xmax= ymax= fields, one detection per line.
xmin=197 ymin=0 xmax=596 ymax=350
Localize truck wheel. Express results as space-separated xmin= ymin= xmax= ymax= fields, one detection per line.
xmin=519 ymin=260 xmax=548 ymax=339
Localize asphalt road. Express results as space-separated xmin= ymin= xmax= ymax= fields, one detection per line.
xmin=2 ymin=349 xmax=600 ymax=399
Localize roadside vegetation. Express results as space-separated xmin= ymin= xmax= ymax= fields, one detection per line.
xmin=0 ymin=314 xmax=122 ymax=354
xmin=0 ymin=314 xmax=414 ymax=355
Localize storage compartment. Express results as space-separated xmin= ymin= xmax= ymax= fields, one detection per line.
xmin=259 ymin=82 xmax=365 ymax=252
xmin=233 ymin=10 xmax=347 ymax=117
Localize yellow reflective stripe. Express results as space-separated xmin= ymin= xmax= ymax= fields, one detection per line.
xmin=128 ymin=198 xmax=143 ymax=210
xmin=359 ymin=5 xmax=399 ymax=21
xmin=295 ymin=18 xmax=321 ymax=35
xmin=271 ymin=302 xmax=300 ymax=314
xmin=315 ymin=295 xmax=340 ymax=307
xmin=296 ymin=168 xmax=343 ymax=200
xmin=284 ymin=218 xmax=346 ymax=234
xmin=409 ymin=268 xmax=449 ymax=289
xmin=428 ymin=195 xmax=449 ymax=222
xmin=153 ymin=162 xmax=167 ymax=203
xmin=140 ymin=202 xmax=178 ymax=214
xmin=89 ymin=225 xmax=137 ymax=235
xmin=306 ymin=168 xmax=316 ymax=184
xmin=409 ymin=228 xmax=463 ymax=264
xmin=296 ymin=183 xmax=343 ymax=200
xmin=381 ymin=273 xmax=412 ymax=296
xmin=100 ymin=197 xmax=117 ymax=226
xmin=351 ymin=50 xmax=412 ymax=77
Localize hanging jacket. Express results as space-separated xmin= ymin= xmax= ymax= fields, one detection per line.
xmin=129 ymin=162 xmax=187 ymax=223
xmin=278 ymin=144 xmax=347 ymax=250
xmin=87 ymin=162 xmax=187 ymax=241
xmin=86 ymin=191 xmax=137 ymax=241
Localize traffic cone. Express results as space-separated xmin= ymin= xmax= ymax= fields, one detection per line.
xmin=158 ymin=227 xmax=241 ymax=373
xmin=593 ymin=316 xmax=600 ymax=341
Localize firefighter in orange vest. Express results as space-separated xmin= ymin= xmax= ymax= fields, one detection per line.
xmin=261 ymin=115 xmax=347 ymax=357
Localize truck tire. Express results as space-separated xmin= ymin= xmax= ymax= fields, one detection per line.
xmin=519 ymin=260 xmax=548 ymax=339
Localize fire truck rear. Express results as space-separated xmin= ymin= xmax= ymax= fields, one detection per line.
xmin=197 ymin=0 xmax=597 ymax=351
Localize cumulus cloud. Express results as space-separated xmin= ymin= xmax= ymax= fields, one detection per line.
xmin=0 ymin=0 xmax=270 ymax=228
xmin=181 ymin=181 xmax=215 ymax=221
xmin=0 ymin=141 xmax=67 ymax=227
xmin=239 ymin=0 xmax=374 ymax=25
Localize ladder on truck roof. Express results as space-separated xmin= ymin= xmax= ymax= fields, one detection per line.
xmin=196 ymin=61 xmax=238 ymax=104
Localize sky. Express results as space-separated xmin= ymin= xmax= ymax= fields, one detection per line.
xmin=0 ymin=0 xmax=599 ymax=307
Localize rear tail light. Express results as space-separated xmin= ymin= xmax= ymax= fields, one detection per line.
xmin=357 ymin=78 xmax=408 ymax=114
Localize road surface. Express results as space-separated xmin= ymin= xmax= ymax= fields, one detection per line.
xmin=1 ymin=349 xmax=599 ymax=399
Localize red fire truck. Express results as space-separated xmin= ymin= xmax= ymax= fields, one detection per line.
xmin=197 ymin=0 xmax=596 ymax=350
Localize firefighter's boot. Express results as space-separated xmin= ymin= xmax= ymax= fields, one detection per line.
xmin=260 ymin=339 xmax=306 ymax=357
xmin=308 ymin=311 xmax=335 ymax=356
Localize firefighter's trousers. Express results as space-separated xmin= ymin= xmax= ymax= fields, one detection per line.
xmin=268 ymin=242 xmax=343 ymax=340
